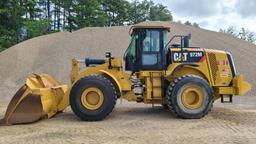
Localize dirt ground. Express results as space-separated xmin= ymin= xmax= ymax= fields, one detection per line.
xmin=0 ymin=95 xmax=256 ymax=144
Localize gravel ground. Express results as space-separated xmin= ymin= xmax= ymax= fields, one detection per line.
xmin=0 ymin=96 xmax=256 ymax=144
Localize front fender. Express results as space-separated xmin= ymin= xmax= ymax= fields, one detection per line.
xmin=99 ymin=70 xmax=132 ymax=92
xmin=72 ymin=60 xmax=131 ymax=93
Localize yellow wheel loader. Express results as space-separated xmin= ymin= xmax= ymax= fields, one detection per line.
xmin=0 ymin=23 xmax=251 ymax=125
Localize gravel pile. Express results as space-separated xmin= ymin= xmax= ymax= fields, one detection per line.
xmin=0 ymin=21 xmax=255 ymax=101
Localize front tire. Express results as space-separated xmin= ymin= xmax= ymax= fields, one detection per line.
xmin=70 ymin=74 xmax=117 ymax=121
xmin=166 ymin=75 xmax=213 ymax=119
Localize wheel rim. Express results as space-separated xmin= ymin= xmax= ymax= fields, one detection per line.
xmin=181 ymin=85 xmax=204 ymax=109
xmin=81 ymin=87 xmax=104 ymax=110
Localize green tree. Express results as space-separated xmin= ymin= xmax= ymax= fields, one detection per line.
xmin=23 ymin=19 xmax=50 ymax=39
xmin=0 ymin=0 xmax=24 ymax=51
xmin=129 ymin=0 xmax=172 ymax=24
xmin=60 ymin=0 xmax=75 ymax=32
xmin=184 ymin=21 xmax=192 ymax=26
xmin=102 ymin=0 xmax=130 ymax=26
xmin=247 ymin=32 xmax=256 ymax=44
xmin=220 ymin=26 xmax=256 ymax=44
xmin=72 ymin=0 xmax=107 ymax=29
xmin=184 ymin=21 xmax=200 ymax=28
xmin=0 ymin=0 xmax=176 ymax=51
xmin=238 ymin=27 xmax=248 ymax=41
xmin=23 ymin=0 xmax=43 ymax=19
xmin=46 ymin=0 xmax=51 ymax=19
xmin=219 ymin=26 xmax=237 ymax=37
xmin=129 ymin=0 xmax=153 ymax=24
xmin=192 ymin=22 xmax=200 ymax=28
xmin=238 ymin=28 xmax=256 ymax=44
xmin=149 ymin=3 xmax=172 ymax=21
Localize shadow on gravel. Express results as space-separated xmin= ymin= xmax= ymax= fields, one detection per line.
xmin=48 ymin=106 xmax=176 ymax=123
xmin=122 ymin=106 xmax=176 ymax=119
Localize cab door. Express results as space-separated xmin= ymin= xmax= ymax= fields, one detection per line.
xmin=124 ymin=31 xmax=139 ymax=71
xmin=124 ymin=29 xmax=166 ymax=72
xmin=140 ymin=29 xmax=163 ymax=70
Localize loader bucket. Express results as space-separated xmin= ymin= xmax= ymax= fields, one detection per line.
xmin=0 ymin=74 xmax=69 ymax=126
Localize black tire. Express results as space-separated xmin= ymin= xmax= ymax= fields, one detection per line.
xmin=70 ymin=74 xmax=117 ymax=121
xmin=162 ymin=104 xmax=169 ymax=110
xmin=166 ymin=75 xmax=213 ymax=119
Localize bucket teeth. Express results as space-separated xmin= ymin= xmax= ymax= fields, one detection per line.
xmin=0 ymin=74 xmax=69 ymax=126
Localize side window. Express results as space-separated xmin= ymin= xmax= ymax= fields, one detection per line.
xmin=127 ymin=34 xmax=138 ymax=62
xmin=163 ymin=30 xmax=168 ymax=51
xmin=142 ymin=30 xmax=160 ymax=66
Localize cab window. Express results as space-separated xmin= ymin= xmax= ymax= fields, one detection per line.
xmin=126 ymin=34 xmax=138 ymax=63
xmin=143 ymin=30 xmax=160 ymax=52
xmin=142 ymin=30 xmax=160 ymax=65
xmin=163 ymin=30 xmax=168 ymax=51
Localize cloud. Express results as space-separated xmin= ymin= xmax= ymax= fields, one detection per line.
xmin=235 ymin=0 xmax=256 ymax=17
xmin=151 ymin=0 xmax=256 ymax=33
xmin=154 ymin=0 xmax=222 ymax=18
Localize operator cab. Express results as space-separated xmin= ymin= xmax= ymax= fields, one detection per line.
xmin=124 ymin=23 xmax=192 ymax=72
xmin=124 ymin=24 xmax=170 ymax=72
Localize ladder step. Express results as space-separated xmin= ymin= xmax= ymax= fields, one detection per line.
xmin=221 ymin=95 xmax=233 ymax=103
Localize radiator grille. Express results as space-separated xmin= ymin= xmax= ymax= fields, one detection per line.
xmin=208 ymin=53 xmax=218 ymax=84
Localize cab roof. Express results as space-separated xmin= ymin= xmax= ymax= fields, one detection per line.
xmin=129 ymin=21 xmax=171 ymax=35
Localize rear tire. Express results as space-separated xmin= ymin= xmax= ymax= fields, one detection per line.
xmin=70 ymin=74 xmax=117 ymax=121
xmin=166 ymin=75 xmax=213 ymax=119
xmin=162 ymin=104 xmax=169 ymax=110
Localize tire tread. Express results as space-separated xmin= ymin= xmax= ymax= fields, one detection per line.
xmin=165 ymin=75 xmax=213 ymax=119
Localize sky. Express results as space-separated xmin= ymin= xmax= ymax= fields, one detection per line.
xmin=147 ymin=0 xmax=256 ymax=33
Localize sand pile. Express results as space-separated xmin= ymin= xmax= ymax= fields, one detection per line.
xmin=0 ymin=21 xmax=255 ymax=101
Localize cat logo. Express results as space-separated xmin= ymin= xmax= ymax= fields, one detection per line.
xmin=172 ymin=51 xmax=204 ymax=63
xmin=173 ymin=52 xmax=188 ymax=61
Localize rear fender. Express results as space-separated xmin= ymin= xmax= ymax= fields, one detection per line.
xmin=165 ymin=63 xmax=211 ymax=84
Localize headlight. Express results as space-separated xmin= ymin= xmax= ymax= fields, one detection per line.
xmin=226 ymin=52 xmax=237 ymax=76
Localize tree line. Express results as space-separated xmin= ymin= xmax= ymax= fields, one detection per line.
xmin=1 ymin=0 xmax=255 ymax=52
xmin=219 ymin=26 xmax=256 ymax=44
xmin=176 ymin=20 xmax=200 ymax=28
xmin=0 ymin=0 xmax=173 ymax=51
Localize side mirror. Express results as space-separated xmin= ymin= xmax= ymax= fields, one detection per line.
xmin=183 ymin=34 xmax=191 ymax=48
xmin=105 ymin=51 xmax=113 ymax=69
xmin=105 ymin=51 xmax=111 ymax=58
xmin=188 ymin=33 xmax=192 ymax=39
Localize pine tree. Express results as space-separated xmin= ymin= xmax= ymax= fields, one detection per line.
xmin=0 ymin=0 xmax=24 ymax=50
xmin=72 ymin=0 xmax=107 ymax=29
xmin=0 ymin=0 xmax=176 ymax=50
xmin=102 ymin=0 xmax=130 ymax=26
